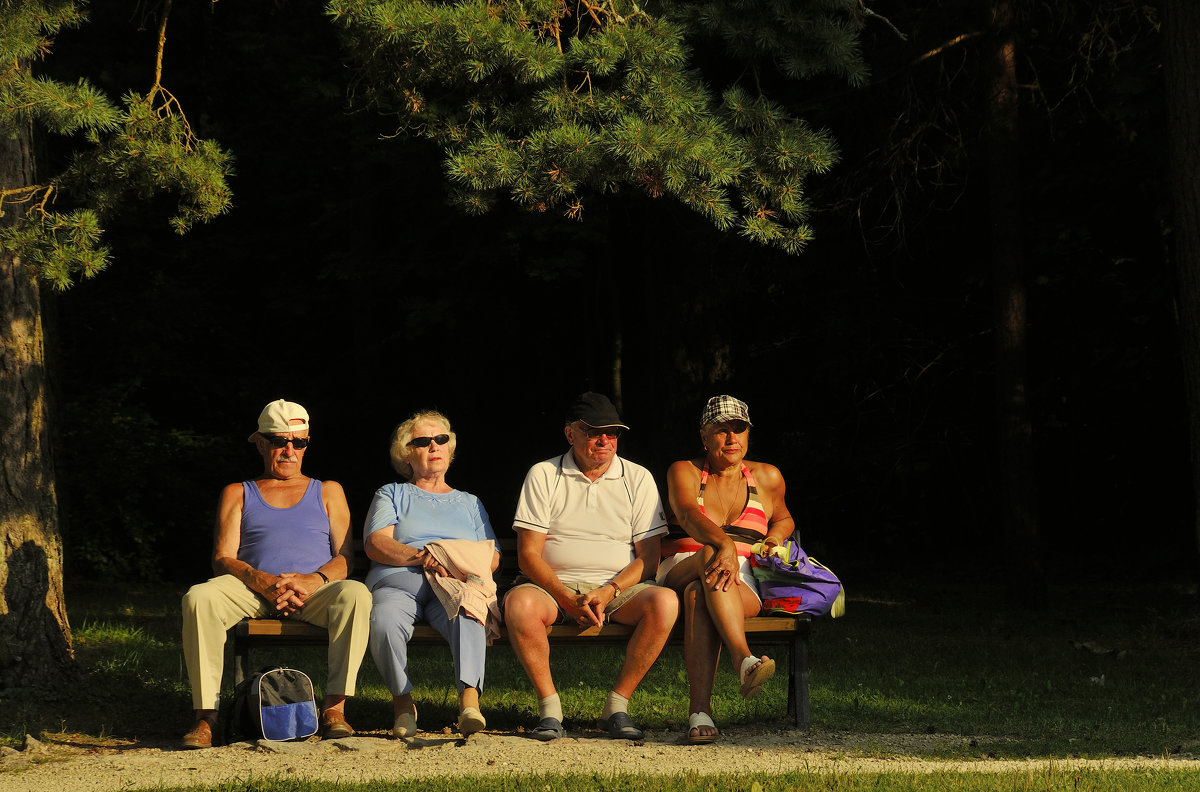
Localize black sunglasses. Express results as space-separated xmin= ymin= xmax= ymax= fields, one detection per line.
xmin=408 ymin=433 xmax=450 ymax=448
xmin=582 ymin=426 xmax=622 ymax=439
xmin=262 ymin=435 xmax=310 ymax=449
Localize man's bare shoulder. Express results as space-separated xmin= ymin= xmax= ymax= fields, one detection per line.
xmin=321 ymin=479 xmax=349 ymax=505
xmin=215 ymin=483 xmax=245 ymax=525
xmin=219 ymin=481 xmax=245 ymax=501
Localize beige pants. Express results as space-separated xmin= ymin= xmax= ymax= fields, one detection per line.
xmin=182 ymin=574 xmax=372 ymax=710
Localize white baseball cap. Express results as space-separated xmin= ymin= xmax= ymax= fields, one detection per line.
xmin=248 ymin=399 xmax=310 ymax=441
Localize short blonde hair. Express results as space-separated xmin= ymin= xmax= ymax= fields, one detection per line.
xmin=389 ymin=411 xmax=457 ymax=479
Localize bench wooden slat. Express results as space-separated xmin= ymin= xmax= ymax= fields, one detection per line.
xmin=236 ymin=616 xmax=804 ymax=644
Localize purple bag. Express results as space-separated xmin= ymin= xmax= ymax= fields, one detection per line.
xmin=749 ymin=539 xmax=845 ymax=618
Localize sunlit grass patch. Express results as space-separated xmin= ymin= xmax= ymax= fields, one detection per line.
xmin=74 ymin=620 xmax=157 ymax=646
xmin=129 ymin=768 xmax=1200 ymax=792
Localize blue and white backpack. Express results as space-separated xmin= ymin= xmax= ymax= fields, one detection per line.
xmin=225 ymin=666 xmax=319 ymax=743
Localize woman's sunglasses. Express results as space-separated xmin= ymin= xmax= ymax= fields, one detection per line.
xmin=408 ymin=434 xmax=450 ymax=448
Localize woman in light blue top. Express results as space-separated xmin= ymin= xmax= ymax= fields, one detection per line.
xmin=364 ymin=411 xmax=499 ymax=739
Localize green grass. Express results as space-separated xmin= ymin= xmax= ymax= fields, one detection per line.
xmin=76 ymin=768 xmax=1200 ymax=792
xmin=2 ymin=580 xmax=1199 ymax=765
xmin=814 ymin=586 xmax=1200 ymax=758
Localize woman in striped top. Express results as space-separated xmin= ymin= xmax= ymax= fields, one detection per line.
xmin=657 ymin=395 xmax=796 ymax=744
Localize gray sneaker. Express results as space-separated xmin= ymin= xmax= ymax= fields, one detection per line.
xmin=530 ymin=717 xmax=565 ymax=741
xmin=597 ymin=712 xmax=643 ymax=740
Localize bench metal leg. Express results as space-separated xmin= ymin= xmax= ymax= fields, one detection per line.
xmin=786 ymin=631 xmax=797 ymax=725
xmin=233 ymin=635 xmax=248 ymax=687
xmin=782 ymin=624 xmax=811 ymax=724
xmin=795 ymin=629 xmax=810 ymax=729
xmin=784 ymin=618 xmax=811 ymax=729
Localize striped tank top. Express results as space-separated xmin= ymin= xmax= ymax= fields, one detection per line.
xmin=662 ymin=462 xmax=769 ymax=557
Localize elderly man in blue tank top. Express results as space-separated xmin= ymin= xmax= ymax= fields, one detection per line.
xmin=180 ymin=399 xmax=372 ymax=749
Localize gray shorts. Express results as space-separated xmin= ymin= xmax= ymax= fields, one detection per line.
xmin=503 ymin=576 xmax=660 ymax=624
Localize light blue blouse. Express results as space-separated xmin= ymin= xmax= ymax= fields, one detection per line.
xmin=363 ymin=482 xmax=496 ymax=590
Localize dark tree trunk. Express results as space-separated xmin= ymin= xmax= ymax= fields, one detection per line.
xmin=988 ymin=0 xmax=1047 ymax=604
xmin=1164 ymin=0 xmax=1200 ymax=574
xmin=0 ymin=73 xmax=77 ymax=691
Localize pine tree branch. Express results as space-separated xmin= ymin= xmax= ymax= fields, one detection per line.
xmin=581 ymin=1 xmax=607 ymax=28
xmin=0 ymin=184 xmax=55 ymax=219
xmin=146 ymin=0 xmax=198 ymax=154
xmin=859 ymin=1 xmax=908 ymax=41
xmin=911 ymin=33 xmax=984 ymax=68
xmin=153 ymin=0 xmax=173 ymax=90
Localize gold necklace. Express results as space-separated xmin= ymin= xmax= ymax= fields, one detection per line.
xmin=705 ymin=470 xmax=746 ymax=526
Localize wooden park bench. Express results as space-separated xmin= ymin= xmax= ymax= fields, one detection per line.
xmin=229 ymin=540 xmax=820 ymax=728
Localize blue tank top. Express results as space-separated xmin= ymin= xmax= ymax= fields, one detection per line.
xmin=238 ymin=478 xmax=334 ymax=576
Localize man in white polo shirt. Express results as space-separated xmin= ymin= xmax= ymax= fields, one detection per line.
xmin=504 ymin=392 xmax=679 ymax=742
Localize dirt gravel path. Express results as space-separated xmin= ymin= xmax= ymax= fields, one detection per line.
xmin=4 ymin=726 xmax=1197 ymax=792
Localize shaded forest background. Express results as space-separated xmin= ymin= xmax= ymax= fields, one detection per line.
xmin=40 ymin=1 xmax=1186 ymax=590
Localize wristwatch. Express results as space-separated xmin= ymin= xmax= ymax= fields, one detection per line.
xmin=609 ymin=581 xmax=622 ymax=598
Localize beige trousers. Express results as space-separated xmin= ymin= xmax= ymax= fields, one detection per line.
xmin=182 ymin=574 xmax=372 ymax=710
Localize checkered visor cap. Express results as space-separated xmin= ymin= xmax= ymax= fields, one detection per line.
xmin=700 ymin=395 xmax=752 ymax=428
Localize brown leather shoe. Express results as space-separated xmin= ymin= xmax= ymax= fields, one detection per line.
xmin=181 ymin=719 xmax=213 ymax=749
xmin=320 ymin=708 xmax=355 ymax=739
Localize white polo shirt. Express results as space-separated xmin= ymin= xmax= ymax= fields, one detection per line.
xmin=513 ymin=451 xmax=668 ymax=584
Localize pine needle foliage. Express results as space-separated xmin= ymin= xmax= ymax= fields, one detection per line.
xmin=0 ymin=0 xmax=233 ymax=290
xmin=327 ymin=0 xmax=866 ymax=254
xmin=680 ymin=0 xmax=871 ymax=87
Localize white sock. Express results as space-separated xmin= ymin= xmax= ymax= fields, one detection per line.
xmin=601 ymin=691 xmax=629 ymax=720
xmin=538 ymin=693 xmax=563 ymax=722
